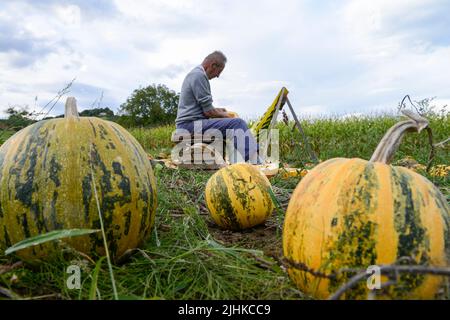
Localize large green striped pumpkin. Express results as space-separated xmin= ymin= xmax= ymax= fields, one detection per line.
xmin=0 ymin=97 xmax=157 ymax=261
xmin=205 ymin=163 xmax=274 ymax=230
xmin=283 ymin=111 xmax=449 ymax=299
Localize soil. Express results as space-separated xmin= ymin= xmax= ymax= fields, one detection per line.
xmin=206 ymin=214 xmax=283 ymax=260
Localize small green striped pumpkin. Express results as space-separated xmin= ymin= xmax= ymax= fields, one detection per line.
xmin=205 ymin=163 xmax=274 ymax=230
xmin=0 ymin=97 xmax=157 ymax=262
xmin=283 ymin=111 xmax=450 ymax=299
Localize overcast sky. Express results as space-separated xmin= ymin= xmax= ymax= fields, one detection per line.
xmin=0 ymin=0 xmax=449 ymax=120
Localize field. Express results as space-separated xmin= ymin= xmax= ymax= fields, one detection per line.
xmin=0 ymin=113 xmax=449 ymax=300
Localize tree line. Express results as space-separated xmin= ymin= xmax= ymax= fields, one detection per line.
xmin=0 ymin=84 xmax=179 ymax=131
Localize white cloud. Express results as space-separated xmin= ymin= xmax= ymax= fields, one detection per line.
xmin=295 ymin=105 xmax=330 ymax=118
xmin=53 ymin=4 xmax=81 ymax=28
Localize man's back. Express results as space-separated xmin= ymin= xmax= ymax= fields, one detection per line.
xmin=175 ymin=65 xmax=214 ymax=126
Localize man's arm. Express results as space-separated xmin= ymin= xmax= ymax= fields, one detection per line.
xmin=190 ymin=71 xmax=233 ymax=118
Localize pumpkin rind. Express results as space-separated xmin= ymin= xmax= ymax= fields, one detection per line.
xmin=0 ymin=116 xmax=157 ymax=261
xmin=205 ymin=163 xmax=274 ymax=230
xmin=282 ymin=158 xmax=449 ymax=299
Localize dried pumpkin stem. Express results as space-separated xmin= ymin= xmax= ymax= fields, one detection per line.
xmin=369 ymin=110 xmax=429 ymax=164
xmin=64 ymin=97 xmax=79 ymax=119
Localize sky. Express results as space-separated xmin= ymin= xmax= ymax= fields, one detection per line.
xmin=0 ymin=0 xmax=449 ymax=120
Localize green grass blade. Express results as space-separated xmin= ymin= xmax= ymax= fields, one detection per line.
xmin=267 ymin=186 xmax=284 ymax=215
xmin=89 ymin=256 xmax=106 ymax=300
xmin=4 ymin=228 xmax=100 ymax=255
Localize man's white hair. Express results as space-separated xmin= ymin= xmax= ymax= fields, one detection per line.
xmin=203 ymin=51 xmax=227 ymax=65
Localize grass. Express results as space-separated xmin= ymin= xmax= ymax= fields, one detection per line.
xmin=130 ymin=113 xmax=449 ymax=166
xmin=0 ymin=112 xmax=449 ymax=300
xmin=0 ymin=130 xmax=15 ymax=146
xmin=128 ymin=125 xmax=175 ymax=156
xmin=276 ymin=114 xmax=449 ymax=166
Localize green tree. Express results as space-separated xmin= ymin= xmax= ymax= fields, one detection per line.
xmin=3 ymin=106 xmax=35 ymax=130
xmin=118 ymin=84 xmax=179 ymax=127
xmin=79 ymin=107 xmax=115 ymax=118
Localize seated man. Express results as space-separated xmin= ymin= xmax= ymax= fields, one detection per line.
xmin=175 ymin=50 xmax=260 ymax=164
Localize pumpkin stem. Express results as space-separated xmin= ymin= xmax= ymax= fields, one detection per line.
xmin=65 ymin=97 xmax=79 ymax=119
xmin=369 ymin=110 xmax=429 ymax=164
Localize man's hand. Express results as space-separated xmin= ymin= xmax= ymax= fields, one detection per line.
xmin=204 ymin=108 xmax=233 ymax=118
xmin=217 ymin=108 xmax=239 ymax=118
